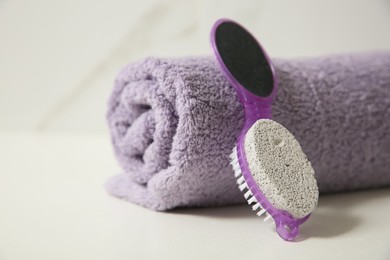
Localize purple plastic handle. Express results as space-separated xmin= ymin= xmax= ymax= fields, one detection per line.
xmin=210 ymin=18 xmax=310 ymax=241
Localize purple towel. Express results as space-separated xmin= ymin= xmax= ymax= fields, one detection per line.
xmin=106 ymin=52 xmax=390 ymax=211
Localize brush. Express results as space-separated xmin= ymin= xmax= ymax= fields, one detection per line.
xmin=210 ymin=19 xmax=319 ymax=241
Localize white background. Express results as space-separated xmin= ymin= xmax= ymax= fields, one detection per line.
xmin=1 ymin=0 xmax=390 ymax=259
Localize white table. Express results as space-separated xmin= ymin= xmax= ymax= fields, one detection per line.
xmin=1 ymin=133 xmax=389 ymax=260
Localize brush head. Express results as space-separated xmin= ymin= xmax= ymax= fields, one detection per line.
xmin=244 ymin=119 xmax=319 ymax=219
xmin=230 ymin=119 xmax=318 ymax=240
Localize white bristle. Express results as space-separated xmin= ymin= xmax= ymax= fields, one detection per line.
xmin=236 ymin=176 xmax=245 ymax=185
xmin=264 ymin=213 xmax=273 ymax=222
xmin=252 ymin=203 xmax=261 ymax=211
xmin=230 ymin=156 xmax=238 ymax=163
xmin=244 ymin=190 xmax=252 ymax=199
xmin=247 ymin=195 xmax=257 ymax=204
xmin=234 ymin=172 xmax=242 ymax=178
xmin=234 ymin=169 xmax=242 ymax=178
xmin=230 ymin=160 xmax=237 ymax=166
xmin=230 ymin=147 xmax=242 ymax=178
xmin=239 ymin=182 xmax=248 ymax=191
xmin=257 ymin=208 xmax=267 ymax=217
xmin=232 ymin=163 xmax=241 ymax=172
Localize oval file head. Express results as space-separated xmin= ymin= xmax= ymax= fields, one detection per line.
xmin=211 ymin=19 xmax=276 ymax=98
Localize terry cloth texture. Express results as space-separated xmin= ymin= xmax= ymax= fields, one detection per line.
xmin=106 ymin=52 xmax=390 ymax=211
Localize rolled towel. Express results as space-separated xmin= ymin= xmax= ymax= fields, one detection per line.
xmin=106 ymin=52 xmax=390 ymax=211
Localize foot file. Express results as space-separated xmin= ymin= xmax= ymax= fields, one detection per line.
xmin=210 ymin=19 xmax=319 ymax=241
